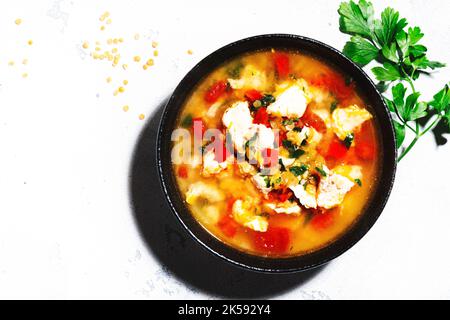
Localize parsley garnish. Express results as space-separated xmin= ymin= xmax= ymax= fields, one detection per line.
xmin=315 ymin=166 xmax=328 ymax=177
xmin=355 ymin=178 xmax=363 ymax=187
xmin=279 ymin=158 xmax=286 ymax=172
xmin=227 ymin=62 xmax=244 ymax=79
xmin=330 ymin=101 xmax=338 ymax=112
xmin=260 ymin=94 xmax=276 ymax=107
xmin=338 ymin=0 xmax=449 ymax=162
xmin=181 ymin=114 xmax=193 ymax=128
xmin=343 ymin=133 xmax=354 ymax=149
xmin=289 ymin=165 xmax=309 ymax=176
xmin=282 ymin=139 xmax=305 ymax=158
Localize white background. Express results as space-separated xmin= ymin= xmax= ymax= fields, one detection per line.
xmin=0 ymin=0 xmax=449 ymax=299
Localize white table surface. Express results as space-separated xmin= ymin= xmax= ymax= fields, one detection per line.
xmin=0 ymin=0 xmax=449 ymax=299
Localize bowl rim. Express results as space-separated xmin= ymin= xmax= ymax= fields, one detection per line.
xmin=156 ymin=34 xmax=397 ymax=273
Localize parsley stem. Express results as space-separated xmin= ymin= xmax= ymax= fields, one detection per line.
xmin=419 ymin=114 xmax=443 ymax=137
xmin=398 ymin=122 xmax=420 ymax=162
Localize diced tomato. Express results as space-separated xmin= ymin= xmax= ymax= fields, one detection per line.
xmin=355 ymin=141 xmax=375 ymax=161
xmin=252 ymin=227 xmax=291 ymax=254
xmin=326 ymin=137 xmax=348 ymax=160
xmin=262 ymin=148 xmax=279 ymax=168
xmin=310 ymin=71 xmax=354 ymax=101
xmin=301 ymin=109 xmax=327 ymax=134
xmin=311 ymin=210 xmax=335 ymax=230
xmin=192 ymin=117 xmax=206 ymax=140
xmin=245 ymin=89 xmax=263 ymax=102
xmin=268 ymin=189 xmax=293 ymax=203
xmin=274 ymin=53 xmax=290 ymax=78
xmin=204 ymin=80 xmax=228 ymax=103
xmin=355 ymin=122 xmax=376 ymax=161
xmin=253 ymin=107 xmax=270 ymax=127
xmin=177 ymin=165 xmax=188 ymax=178
xmin=218 ymin=199 xmax=239 ymax=238
xmin=218 ymin=214 xmax=239 ymax=238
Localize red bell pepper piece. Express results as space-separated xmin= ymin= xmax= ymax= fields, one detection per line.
xmin=218 ymin=199 xmax=239 ymax=238
xmin=326 ymin=137 xmax=348 ymax=160
xmin=253 ymin=107 xmax=270 ymax=127
xmin=311 ymin=210 xmax=335 ymax=230
xmin=274 ymin=53 xmax=290 ymax=78
xmin=252 ymin=227 xmax=291 ymax=254
xmin=245 ymin=89 xmax=263 ymax=102
xmin=204 ymin=80 xmax=228 ymax=103
xmin=177 ymin=165 xmax=188 ymax=178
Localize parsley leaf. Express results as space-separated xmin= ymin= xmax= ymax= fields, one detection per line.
xmin=393 ymin=120 xmax=406 ymax=148
xmin=338 ymin=0 xmax=374 ymax=39
xmin=372 ymin=62 xmax=402 ymax=81
xmin=315 ymin=166 xmax=328 ymax=177
xmin=343 ymin=133 xmax=355 ymax=148
xmin=289 ymin=165 xmax=309 ymax=177
xmin=343 ymin=36 xmax=379 ymax=66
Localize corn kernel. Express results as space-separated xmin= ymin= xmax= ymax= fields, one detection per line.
xmin=28 ymin=40 xmax=33 ymax=46
xmin=107 ymin=38 xmax=113 ymax=45
xmin=152 ymin=41 xmax=158 ymax=48
xmin=139 ymin=114 xmax=145 ymax=120
xmin=122 ymin=64 xmax=128 ymax=70
xmin=106 ymin=18 xmax=112 ymax=24
xmin=113 ymin=90 xmax=118 ymax=96
xmin=106 ymin=77 xmax=112 ymax=83
xmin=22 ymin=59 xmax=28 ymax=65
xmin=95 ymin=47 xmax=101 ymax=51
xmin=112 ymin=48 xmax=118 ymax=53
xmin=15 ymin=18 xmax=22 ymax=25
xmin=153 ymin=50 xmax=158 ymax=57
xmin=100 ymin=25 xmax=105 ymax=31
xmin=123 ymin=105 xmax=129 ymax=112
xmin=123 ymin=80 xmax=128 ymax=85
xmin=146 ymin=58 xmax=154 ymax=66
xmin=8 ymin=61 xmax=14 ymax=66
xmin=82 ymin=41 xmax=89 ymax=49
xmin=187 ymin=49 xmax=193 ymax=55
xmin=133 ymin=56 xmax=141 ymax=62
xmin=143 ymin=64 xmax=148 ymax=70
xmin=118 ymin=86 xmax=125 ymax=93
xmin=22 ymin=73 xmax=28 ymax=78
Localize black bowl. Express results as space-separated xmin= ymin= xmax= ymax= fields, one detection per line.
xmin=157 ymin=34 xmax=397 ymax=273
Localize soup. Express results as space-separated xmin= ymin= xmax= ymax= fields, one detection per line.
xmin=171 ymin=49 xmax=380 ymax=257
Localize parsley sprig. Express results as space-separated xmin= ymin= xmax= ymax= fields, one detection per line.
xmin=338 ymin=0 xmax=449 ymax=161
